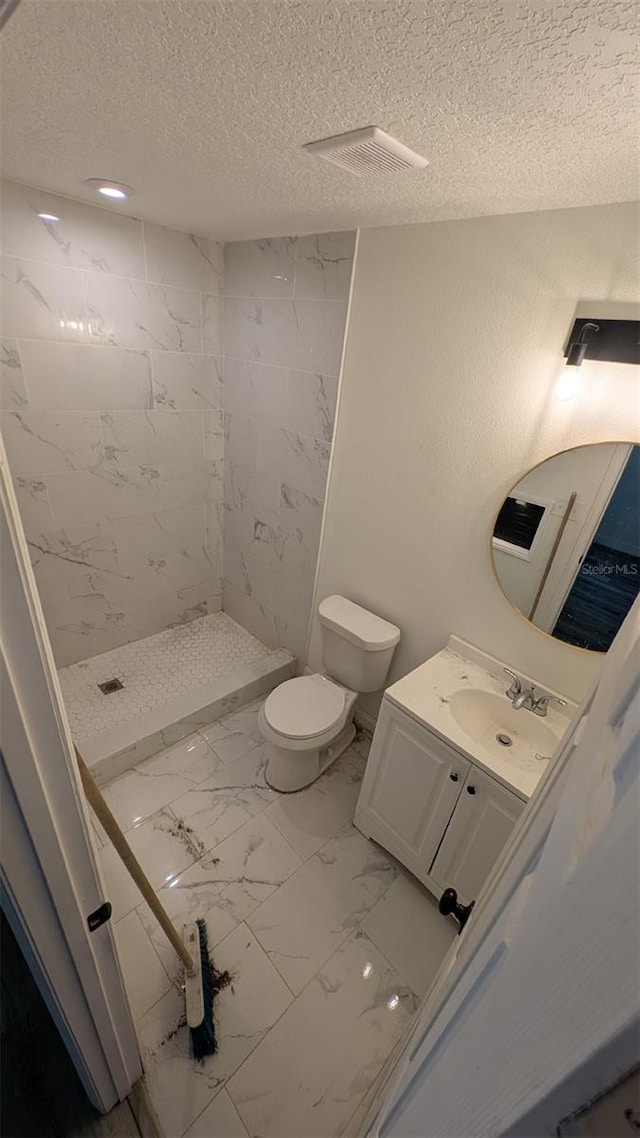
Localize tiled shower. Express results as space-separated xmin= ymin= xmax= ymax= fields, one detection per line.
xmin=222 ymin=231 xmax=355 ymax=659
xmin=0 ymin=179 xmax=354 ymax=769
xmin=0 ymin=178 xmax=225 ymax=666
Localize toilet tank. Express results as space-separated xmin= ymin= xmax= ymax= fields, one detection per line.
xmin=318 ymin=596 xmax=401 ymax=692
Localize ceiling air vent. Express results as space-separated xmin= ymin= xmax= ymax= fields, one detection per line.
xmin=304 ymin=126 xmax=429 ymax=177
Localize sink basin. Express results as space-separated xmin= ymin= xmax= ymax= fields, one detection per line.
xmin=448 ymin=688 xmax=559 ymax=770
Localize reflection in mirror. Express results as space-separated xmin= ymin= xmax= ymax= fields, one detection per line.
xmin=492 ymin=443 xmax=639 ymax=653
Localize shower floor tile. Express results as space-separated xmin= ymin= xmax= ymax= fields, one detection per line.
xmin=59 ymin=612 xmax=271 ymax=742
xmin=97 ymin=699 xmax=456 ymax=1138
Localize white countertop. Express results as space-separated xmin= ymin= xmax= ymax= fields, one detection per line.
xmin=384 ymin=641 xmax=574 ymax=801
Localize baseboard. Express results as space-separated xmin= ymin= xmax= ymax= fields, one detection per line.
xmin=354 ymin=707 xmax=377 ymax=736
xmin=128 ymin=1077 xmax=164 ymax=1137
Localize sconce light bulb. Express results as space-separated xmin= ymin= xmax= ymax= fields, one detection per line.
xmin=554 ymin=366 xmax=579 ymax=401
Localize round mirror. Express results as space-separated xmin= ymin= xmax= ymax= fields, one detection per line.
xmin=491 ymin=442 xmax=639 ymax=653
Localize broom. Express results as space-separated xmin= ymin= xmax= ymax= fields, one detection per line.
xmin=76 ymin=748 xmax=217 ymax=1059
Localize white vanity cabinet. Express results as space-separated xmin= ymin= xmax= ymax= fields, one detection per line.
xmin=427 ymin=765 xmax=524 ymax=903
xmin=354 ymin=698 xmax=525 ymax=903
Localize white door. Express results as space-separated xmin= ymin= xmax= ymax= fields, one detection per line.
xmin=363 ymin=598 xmax=640 ymax=1138
xmin=0 ymin=443 xmax=141 ymax=1113
xmin=355 ymin=701 xmax=470 ymax=877
xmin=428 ymin=767 xmax=524 ymax=903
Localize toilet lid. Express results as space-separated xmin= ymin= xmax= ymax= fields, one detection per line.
xmin=263 ymin=675 xmax=347 ymax=740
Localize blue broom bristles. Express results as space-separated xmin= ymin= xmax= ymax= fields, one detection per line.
xmin=190 ymin=919 xmax=217 ymax=1060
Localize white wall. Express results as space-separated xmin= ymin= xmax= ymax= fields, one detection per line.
xmin=0 ymin=180 xmax=224 ymax=665
xmin=310 ymin=200 xmax=639 ymax=707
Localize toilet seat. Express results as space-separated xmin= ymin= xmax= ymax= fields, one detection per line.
xmin=263 ymin=674 xmax=347 ymax=740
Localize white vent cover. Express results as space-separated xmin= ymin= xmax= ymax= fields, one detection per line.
xmin=304 ymin=126 xmax=428 ymax=177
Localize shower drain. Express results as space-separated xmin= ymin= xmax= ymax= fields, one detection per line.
xmin=496 ymin=732 xmax=513 ymax=747
xmin=98 ymin=678 xmax=124 ymax=695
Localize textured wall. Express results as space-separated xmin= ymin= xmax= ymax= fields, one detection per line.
xmin=222 ymin=232 xmax=355 ymax=659
xmin=0 ymin=181 xmax=223 ymax=666
xmin=309 ymin=201 xmax=640 ymax=708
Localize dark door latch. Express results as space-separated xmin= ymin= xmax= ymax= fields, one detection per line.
xmin=87 ymin=901 xmax=112 ymax=932
xmin=439 ymin=887 xmax=474 ymax=934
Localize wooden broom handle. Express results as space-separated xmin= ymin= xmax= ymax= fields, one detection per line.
xmin=75 ymin=747 xmax=194 ymax=972
xmin=528 ymin=491 xmax=577 ymax=622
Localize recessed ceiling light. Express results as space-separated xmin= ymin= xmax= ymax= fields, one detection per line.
xmin=85 ymin=178 xmax=134 ymax=201
xmin=99 ymin=186 xmax=127 ymax=199
xmin=37 ymin=212 xmax=60 ymax=222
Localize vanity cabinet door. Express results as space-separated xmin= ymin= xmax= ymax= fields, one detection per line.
xmin=354 ymin=700 xmax=470 ymax=881
xmin=428 ymin=766 xmax=525 ymax=904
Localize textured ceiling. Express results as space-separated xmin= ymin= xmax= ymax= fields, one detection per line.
xmin=1 ymin=0 xmax=638 ymax=240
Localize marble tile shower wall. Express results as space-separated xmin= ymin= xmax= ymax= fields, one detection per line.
xmin=0 ymin=181 xmax=224 ymax=666
xmin=222 ymin=232 xmax=355 ymax=659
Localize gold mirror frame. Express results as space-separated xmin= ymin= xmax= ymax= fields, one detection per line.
xmin=489 ymin=440 xmax=640 ymax=655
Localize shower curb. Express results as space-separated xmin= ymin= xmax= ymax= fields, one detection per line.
xmin=80 ymin=648 xmax=296 ymax=786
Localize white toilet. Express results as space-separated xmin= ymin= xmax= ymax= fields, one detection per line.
xmin=260 ymin=595 xmax=401 ymax=792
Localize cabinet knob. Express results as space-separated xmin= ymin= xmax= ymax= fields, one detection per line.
xmin=449 ymin=772 xmax=459 ymax=782
xmin=466 ymin=785 xmax=476 ymax=795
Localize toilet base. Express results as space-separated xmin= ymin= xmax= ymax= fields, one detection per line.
xmin=265 ymin=721 xmax=357 ymax=793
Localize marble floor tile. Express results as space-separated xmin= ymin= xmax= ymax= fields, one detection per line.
xmin=183 ymin=1089 xmax=249 ymax=1138
xmin=101 ymin=696 xmax=453 ymax=1138
xmin=138 ymin=734 xmax=222 ymax=786
xmin=207 ymin=924 xmax=294 ymax=1085
xmin=227 ymin=931 xmax=416 ymax=1138
xmin=112 ymin=911 xmax=171 ymax=1021
xmin=96 ymin=805 xmax=205 ymax=919
xmin=137 ymin=813 xmax=302 ymax=979
xmin=217 ymin=697 xmax=266 ymax=742
xmin=126 ymin=807 xmax=207 ymax=888
xmin=185 ymin=812 xmax=301 ymax=924
xmin=136 ymin=923 xmax=292 ymax=1138
xmin=360 ymin=873 xmax=457 ymax=999
xmin=198 ymin=699 xmax=264 ymax=763
xmin=137 ymin=861 xmax=241 ymax=976
xmin=168 ymin=749 xmax=274 ymax=856
xmin=266 ymin=739 xmax=368 ymax=860
xmin=101 ymin=736 xmax=220 ymax=830
xmin=135 ymin=985 xmax=224 ymax=1138
xmin=247 ymin=823 xmax=397 ymax=994
xmin=204 ymin=739 xmax=272 ymax=790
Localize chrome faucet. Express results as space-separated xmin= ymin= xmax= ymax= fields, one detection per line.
xmin=503 ymin=668 xmax=567 ymax=717
xmin=504 ymin=669 xmax=536 ymax=710
xmin=530 ymin=693 xmax=568 ymax=717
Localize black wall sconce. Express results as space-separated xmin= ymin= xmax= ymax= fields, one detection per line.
xmin=564 ymin=318 xmax=640 ymax=365
xmin=556 ymin=317 xmax=640 ymax=400
xmin=565 ymin=321 xmax=600 ymax=366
